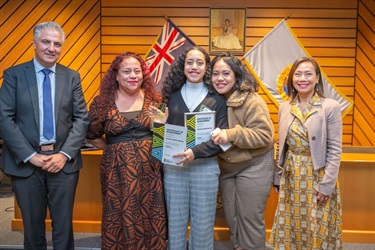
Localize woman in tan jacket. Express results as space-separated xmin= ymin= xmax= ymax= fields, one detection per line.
xmin=210 ymin=52 xmax=274 ymax=250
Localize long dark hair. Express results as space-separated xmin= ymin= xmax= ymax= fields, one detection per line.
xmin=98 ymin=52 xmax=161 ymax=111
xmin=161 ymin=46 xmax=213 ymax=103
xmin=210 ymin=52 xmax=259 ymax=93
xmin=287 ymin=57 xmax=325 ymax=102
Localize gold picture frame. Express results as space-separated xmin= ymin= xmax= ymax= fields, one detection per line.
xmin=209 ymin=7 xmax=246 ymax=55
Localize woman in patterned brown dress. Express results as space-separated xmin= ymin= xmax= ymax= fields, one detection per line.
xmin=86 ymin=52 xmax=167 ymax=249
xmin=269 ymin=57 xmax=343 ymax=249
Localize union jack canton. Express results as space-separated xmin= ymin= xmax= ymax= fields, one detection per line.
xmin=145 ymin=19 xmax=195 ymax=90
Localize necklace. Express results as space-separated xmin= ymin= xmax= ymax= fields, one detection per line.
xmin=183 ymin=84 xmax=205 ymax=111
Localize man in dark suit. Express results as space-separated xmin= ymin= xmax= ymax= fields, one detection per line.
xmin=0 ymin=21 xmax=89 ymax=250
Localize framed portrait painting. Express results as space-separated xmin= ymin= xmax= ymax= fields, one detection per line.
xmin=209 ymin=7 xmax=246 ymax=54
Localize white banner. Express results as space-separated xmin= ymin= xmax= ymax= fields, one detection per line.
xmin=243 ymin=19 xmax=353 ymax=116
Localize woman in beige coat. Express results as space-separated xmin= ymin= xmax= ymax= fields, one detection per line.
xmin=210 ymin=53 xmax=274 ymax=250
xmin=268 ymin=57 xmax=343 ymax=249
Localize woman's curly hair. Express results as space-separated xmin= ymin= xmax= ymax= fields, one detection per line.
xmin=97 ymin=52 xmax=161 ymax=112
xmin=161 ymin=46 xmax=214 ymax=103
xmin=210 ymin=52 xmax=259 ymax=93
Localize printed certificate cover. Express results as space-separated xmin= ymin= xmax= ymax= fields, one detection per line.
xmin=152 ymin=123 xmax=187 ymax=167
xmin=184 ymin=111 xmax=215 ymax=148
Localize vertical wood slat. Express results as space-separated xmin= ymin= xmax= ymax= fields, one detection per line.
xmin=0 ymin=0 xmax=101 ymax=116
xmin=55 ymin=0 xmax=97 ymax=63
xmin=100 ymin=1 xmax=358 ymax=145
xmin=0 ymin=0 xmax=41 ymax=38
xmin=0 ymin=0 xmax=9 ymax=7
xmin=1 ymin=0 xmax=374 ymax=146
xmin=59 ymin=2 xmax=101 ymax=68
xmin=353 ymin=0 xmax=375 ymax=146
xmin=0 ymin=0 xmax=40 ymax=58
xmin=1 ymin=0 xmax=375 ymax=242
xmin=0 ymin=0 xmax=24 ymax=26
xmin=101 ymin=0 xmax=358 ymax=8
xmin=0 ymin=0 xmax=72 ymax=67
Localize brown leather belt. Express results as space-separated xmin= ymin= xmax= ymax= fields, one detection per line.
xmin=40 ymin=143 xmax=55 ymax=152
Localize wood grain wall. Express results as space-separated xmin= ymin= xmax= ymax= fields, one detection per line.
xmin=0 ymin=0 xmax=101 ymax=107
xmin=0 ymin=0 xmax=372 ymax=145
xmin=352 ymin=0 xmax=375 ymax=146
xmin=101 ymin=0 xmax=360 ymax=145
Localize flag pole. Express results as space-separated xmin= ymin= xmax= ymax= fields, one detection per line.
xmin=165 ymin=17 xmax=195 ymax=46
xmin=162 ymin=14 xmax=169 ymax=21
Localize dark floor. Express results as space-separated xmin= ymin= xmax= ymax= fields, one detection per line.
xmin=0 ymin=183 xmax=233 ymax=250
xmin=1 ymin=183 xmax=374 ymax=250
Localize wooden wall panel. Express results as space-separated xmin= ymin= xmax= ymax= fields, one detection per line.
xmin=101 ymin=0 xmax=358 ymax=145
xmin=0 ymin=0 xmax=364 ymax=144
xmin=1 ymin=0 xmax=375 ymax=243
xmin=0 ymin=0 xmax=101 ymax=107
xmin=11 ymin=150 xmax=375 ymax=243
xmin=353 ymin=0 xmax=375 ymax=146
xmin=0 ymin=0 xmax=24 ymax=34
xmin=104 ymin=0 xmax=358 ymax=8
xmin=1 ymin=1 xmax=371 ymax=144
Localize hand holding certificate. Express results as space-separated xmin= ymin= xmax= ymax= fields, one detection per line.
xmin=152 ymin=110 xmax=229 ymax=166
xmin=211 ymin=127 xmax=232 ymax=152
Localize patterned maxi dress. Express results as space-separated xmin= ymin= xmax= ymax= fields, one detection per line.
xmin=268 ymin=101 xmax=343 ymax=250
xmin=87 ymin=96 xmax=167 ymax=250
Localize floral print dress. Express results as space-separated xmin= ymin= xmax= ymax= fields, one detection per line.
xmin=269 ymin=97 xmax=343 ymax=250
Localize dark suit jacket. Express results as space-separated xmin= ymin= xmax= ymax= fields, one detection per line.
xmin=0 ymin=60 xmax=89 ymax=177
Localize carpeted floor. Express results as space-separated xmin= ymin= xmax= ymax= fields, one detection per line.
xmin=0 ymin=183 xmax=233 ymax=250
xmin=1 ymin=183 xmax=374 ymax=250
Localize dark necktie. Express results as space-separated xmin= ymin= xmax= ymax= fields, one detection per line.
xmin=41 ymin=69 xmax=54 ymax=140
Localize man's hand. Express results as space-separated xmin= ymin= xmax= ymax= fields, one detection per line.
xmin=41 ymin=153 xmax=68 ymax=173
xmin=29 ymin=154 xmax=52 ymax=168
